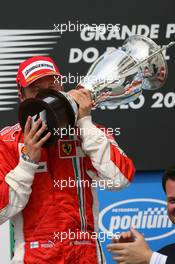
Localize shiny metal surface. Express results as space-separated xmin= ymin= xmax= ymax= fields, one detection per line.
xmin=122 ymin=35 xmax=168 ymax=90
xmin=79 ymin=35 xmax=170 ymax=107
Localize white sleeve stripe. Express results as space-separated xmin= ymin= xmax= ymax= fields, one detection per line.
xmin=0 ymin=158 xmax=38 ymax=224
xmin=77 ymin=116 xmax=130 ymax=189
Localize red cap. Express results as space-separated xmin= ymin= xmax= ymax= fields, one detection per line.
xmin=16 ymin=56 xmax=61 ymax=88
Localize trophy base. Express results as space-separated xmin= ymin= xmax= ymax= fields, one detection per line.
xmin=19 ymin=89 xmax=78 ymax=147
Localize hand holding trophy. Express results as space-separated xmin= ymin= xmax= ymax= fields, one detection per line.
xmin=19 ymin=35 xmax=175 ymax=146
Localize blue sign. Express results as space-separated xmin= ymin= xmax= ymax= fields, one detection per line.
xmin=98 ymin=171 xmax=175 ymax=264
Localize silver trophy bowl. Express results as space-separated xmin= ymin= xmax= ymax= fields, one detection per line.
xmin=79 ymin=35 xmax=173 ymax=107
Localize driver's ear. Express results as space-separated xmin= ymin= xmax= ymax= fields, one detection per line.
xmin=19 ymin=94 xmax=25 ymax=102
xmin=19 ymin=87 xmax=26 ymax=102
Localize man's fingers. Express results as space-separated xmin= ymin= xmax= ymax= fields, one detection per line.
xmin=107 ymin=243 xmax=127 ymax=251
xmin=24 ymin=116 xmax=32 ymax=135
xmin=68 ymin=88 xmax=92 ymax=119
xmin=28 ymin=118 xmax=42 ymax=138
xmin=130 ymin=227 xmax=142 ymax=240
xmin=79 ymin=89 xmax=92 ymax=102
xmin=112 ymin=236 xmax=119 ymax=243
xmin=79 ymin=88 xmax=92 ymax=100
xmin=112 ymin=255 xmax=125 ymax=263
xmin=33 ymin=122 xmax=48 ymax=142
xmin=121 ymin=232 xmax=130 ymax=239
xmin=36 ymin=132 xmax=51 ymax=148
xmin=68 ymin=89 xmax=92 ymax=105
xmin=118 ymin=231 xmax=135 ymax=243
xmin=108 ymin=249 xmax=124 ymax=255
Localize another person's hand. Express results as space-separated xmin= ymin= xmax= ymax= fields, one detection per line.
xmin=107 ymin=228 xmax=153 ymax=264
xmin=113 ymin=230 xmax=135 ymax=243
xmin=24 ymin=116 xmax=51 ymax=163
xmin=67 ymin=88 xmax=92 ymax=119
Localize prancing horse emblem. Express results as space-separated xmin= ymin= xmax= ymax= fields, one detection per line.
xmin=62 ymin=143 xmax=72 ymax=155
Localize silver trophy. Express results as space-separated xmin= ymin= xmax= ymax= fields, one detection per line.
xmin=78 ymin=34 xmax=174 ymax=108
xmin=19 ymin=35 xmax=175 ymax=146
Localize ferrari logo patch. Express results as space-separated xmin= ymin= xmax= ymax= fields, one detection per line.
xmin=62 ymin=142 xmax=72 ymax=155
xmin=59 ymin=140 xmax=77 ymax=158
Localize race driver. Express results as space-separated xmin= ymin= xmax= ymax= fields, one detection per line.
xmin=0 ymin=56 xmax=135 ymax=264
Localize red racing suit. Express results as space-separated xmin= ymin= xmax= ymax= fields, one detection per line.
xmin=0 ymin=116 xmax=135 ymax=264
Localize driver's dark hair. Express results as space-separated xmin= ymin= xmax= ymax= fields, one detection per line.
xmin=162 ymin=166 xmax=175 ymax=193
